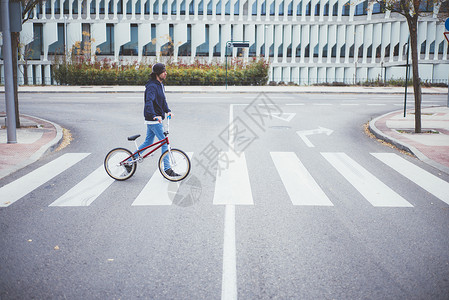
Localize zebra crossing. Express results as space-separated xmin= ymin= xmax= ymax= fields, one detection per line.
xmin=1 ymin=151 xmax=449 ymax=208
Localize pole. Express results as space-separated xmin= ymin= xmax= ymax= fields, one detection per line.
xmin=404 ymin=37 xmax=410 ymax=118
xmin=225 ymin=41 xmax=228 ymax=90
xmin=1 ymin=0 xmax=17 ymax=143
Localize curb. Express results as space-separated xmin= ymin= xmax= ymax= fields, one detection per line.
xmin=0 ymin=115 xmax=63 ymax=180
xmin=369 ymin=112 xmax=449 ymax=175
xmin=24 ymin=114 xmax=64 ymax=157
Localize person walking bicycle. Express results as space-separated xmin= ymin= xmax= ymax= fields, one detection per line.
xmin=138 ymin=63 xmax=178 ymax=177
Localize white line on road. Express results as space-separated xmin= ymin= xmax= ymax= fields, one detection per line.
xmin=0 ymin=153 xmax=90 ymax=207
xmin=49 ymin=96 xmax=99 ymax=99
xmin=222 ymin=204 xmax=237 ymax=300
xmin=219 ymin=104 xmax=253 ymax=300
xmin=371 ymin=153 xmax=449 ymax=205
xmin=213 ymin=152 xmax=254 ymax=205
xmin=49 ymin=165 xmax=114 ymax=206
xmin=271 ymin=152 xmax=333 ymax=206
xmin=322 ymin=152 xmax=413 ymax=207
xmin=132 ymin=152 xmax=193 ymax=206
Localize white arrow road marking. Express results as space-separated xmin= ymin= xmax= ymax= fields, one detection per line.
xmin=297 ymin=127 xmax=334 ymax=147
xmin=261 ymin=112 xmax=296 ymax=122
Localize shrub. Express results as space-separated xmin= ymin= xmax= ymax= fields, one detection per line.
xmin=53 ymin=57 xmax=270 ymax=86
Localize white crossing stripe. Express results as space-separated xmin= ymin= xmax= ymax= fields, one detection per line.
xmin=49 ymin=165 xmax=114 ymax=207
xmin=213 ymin=152 xmax=254 ymax=205
xmin=132 ymin=152 xmax=193 ymax=206
xmin=271 ymin=152 xmax=333 ymax=206
xmin=322 ymin=152 xmax=413 ymax=207
xmin=372 ymin=153 xmax=449 ymax=205
xmin=132 ymin=171 xmax=180 ymax=206
xmin=0 ymin=153 xmax=90 ymax=207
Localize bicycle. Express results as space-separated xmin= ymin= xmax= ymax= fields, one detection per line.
xmin=104 ymin=116 xmax=191 ymax=182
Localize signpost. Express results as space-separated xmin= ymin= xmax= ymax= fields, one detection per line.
xmin=444 ymin=27 xmax=449 ymax=107
xmin=1 ymin=0 xmax=22 ymax=144
xmin=225 ymin=41 xmax=250 ymax=89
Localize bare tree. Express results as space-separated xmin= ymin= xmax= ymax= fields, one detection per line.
xmin=375 ymin=0 xmax=445 ymax=133
xmin=10 ymin=0 xmax=43 ymax=127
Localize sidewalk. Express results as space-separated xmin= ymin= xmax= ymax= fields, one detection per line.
xmin=0 ymin=85 xmax=447 ymax=94
xmin=0 ymin=114 xmax=63 ymax=179
xmin=369 ymin=106 xmax=449 ymax=174
xmin=1 ymin=86 xmax=449 ymax=180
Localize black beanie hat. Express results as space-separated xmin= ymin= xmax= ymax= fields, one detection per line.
xmin=152 ymin=63 xmax=166 ymax=75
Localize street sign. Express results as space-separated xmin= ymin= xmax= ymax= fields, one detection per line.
xmin=445 ymin=32 xmax=449 ymax=43
xmin=231 ymin=42 xmax=250 ymax=48
xmin=445 ymin=18 xmax=449 ymax=31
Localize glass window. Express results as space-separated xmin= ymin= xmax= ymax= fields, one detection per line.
xmin=49 ymin=24 xmax=65 ymax=55
xmin=179 ymin=24 xmax=192 ymax=56
xmin=324 ymin=2 xmax=329 ymax=16
xmin=354 ymin=1 xmax=367 ymax=16
xmin=305 ymin=1 xmax=311 ymax=16
xmin=117 ymin=0 xmax=123 ymax=14
xmin=372 ymin=2 xmax=381 ymax=13
xmin=27 ymin=23 xmax=43 ymax=60
xmin=207 ymin=0 xmax=213 ymax=14
xmin=234 ymin=0 xmax=239 ymax=14
xmin=196 ymin=25 xmax=209 ymax=56
xmin=120 ymin=24 xmax=138 ymax=56
xmin=421 ymin=41 xmax=426 ymax=54
xmin=135 ymin=0 xmax=141 ymax=14
xmin=163 ymin=0 xmax=168 ymax=14
xmin=216 ymin=0 xmax=221 ymax=14
xmin=297 ymin=1 xmax=302 ymax=15
xmin=419 ymin=0 xmax=433 ymax=12
xmin=97 ymin=24 xmax=114 ymax=55
xmin=189 ymin=0 xmax=194 ymax=14
xmin=154 ymin=0 xmax=159 ymax=14
xmin=342 ymin=1 xmax=350 ymax=16
xmin=181 ymin=0 xmax=186 ymax=14
xmin=126 ymin=0 xmax=133 ymax=14
xmin=143 ymin=25 xmax=157 ymax=55
xmin=172 ymin=0 xmax=177 ymax=14
xmin=213 ymin=25 xmax=221 ymax=56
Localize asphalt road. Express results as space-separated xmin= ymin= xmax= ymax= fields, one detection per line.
xmin=1 ymin=92 xmax=448 ymax=299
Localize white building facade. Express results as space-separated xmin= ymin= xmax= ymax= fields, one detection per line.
xmin=2 ymin=0 xmax=448 ymax=85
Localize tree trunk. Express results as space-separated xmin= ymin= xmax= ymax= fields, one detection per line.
xmin=407 ymin=16 xmax=422 ymax=133
xmin=12 ymin=32 xmax=21 ymax=128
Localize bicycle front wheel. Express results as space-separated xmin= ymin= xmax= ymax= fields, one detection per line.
xmin=104 ymin=148 xmax=137 ymax=181
xmin=159 ymin=149 xmax=191 ymax=182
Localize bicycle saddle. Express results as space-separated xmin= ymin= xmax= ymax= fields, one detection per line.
xmin=127 ymin=134 xmax=141 ymax=141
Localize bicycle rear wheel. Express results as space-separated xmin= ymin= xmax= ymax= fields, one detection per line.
xmin=159 ymin=149 xmax=191 ymax=182
xmin=104 ymin=148 xmax=137 ymax=181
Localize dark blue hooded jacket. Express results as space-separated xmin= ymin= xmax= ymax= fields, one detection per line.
xmin=144 ymin=79 xmax=171 ymax=121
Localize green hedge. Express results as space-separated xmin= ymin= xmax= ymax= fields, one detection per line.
xmin=53 ymin=58 xmax=269 ymax=86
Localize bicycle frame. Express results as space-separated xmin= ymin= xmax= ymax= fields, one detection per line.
xmin=119 ymin=136 xmax=171 ymax=166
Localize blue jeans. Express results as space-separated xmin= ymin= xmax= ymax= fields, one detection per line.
xmin=139 ymin=123 xmax=170 ymax=170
